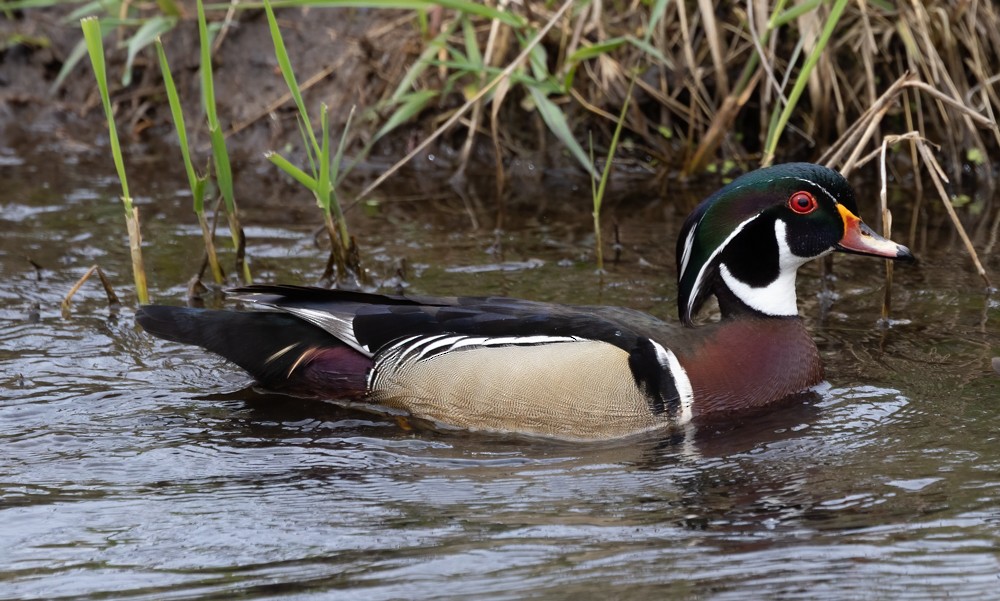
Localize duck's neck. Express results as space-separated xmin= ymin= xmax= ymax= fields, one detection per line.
xmin=676 ymin=316 xmax=822 ymax=420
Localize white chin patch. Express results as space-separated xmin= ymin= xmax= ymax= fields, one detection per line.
xmin=719 ymin=219 xmax=824 ymax=317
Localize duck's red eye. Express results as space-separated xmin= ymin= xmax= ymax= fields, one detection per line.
xmin=788 ymin=191 xmax=817 ymax=214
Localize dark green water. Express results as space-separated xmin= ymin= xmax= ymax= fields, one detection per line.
xmin=2 ymin=145 xmax=999 ymax=599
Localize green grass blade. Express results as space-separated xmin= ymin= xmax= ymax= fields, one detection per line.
xmin=762 ymin=0 xmax=849 ymax=165
xmin=461 ymin=14 xmax=482 ymax=67
xmin=567 ymin=36 xmax=669 ymax=67
xmin=644 ymin=0 xmax=671 ymax=44
xmin=82 ymin=16 xmax=148 ymax=303
xmin=209 ymin=126 xmax=235 ymax=214
xmin=50 ymin=35 xmax=89 ymax=93
xmin=772 ymin=0 xmax=823 ymax=28
xmin=527 ymin=41 xmax=548 ymax=82
xmin=528 ymin=85 xmax=597 ymax=178
xmin=589 ymin=130 xmax=598 ymax=205
xmin=331 ymin=105 xmax=355 ymax=187
xmin=158 ymin=29 xmax=222 ymax=284
xmin=590 ymin=78 xmax=635 ymax=271
xmin=372 ymin=89 xmax=438 ymax=143
xmin=63 ymin=0 xmax=114 ymax=23
xmin=624 ymin=35 xmax=671 ymax=67
xmin=267 ymin=151 xmax=319 ymax=190
xmin=123 ymin=15 xmax=177 ymax=86
xmin=81 ymin=17 xmax=130 ymax=209
xmin=595 ymin=79 xmax=634 ymax=216
xmin=263 ymin=0 xmax=320 ymax=157
xmin=566 ymin=37 xmax=627 ymax=63
xmin=329 ymin=105 xmax=354 ymax=245
xmin=197 ymin=0 xmax=248 ymax=281
xmin=317 ymin=104 xmax=331 ymax=211
xmin=197 ymin=0 xmax=218 ymax=128
xmin=155 ymin=38 xmax=200 ymax=208
xmin=295 ymin=115 xmax=319 ymax=177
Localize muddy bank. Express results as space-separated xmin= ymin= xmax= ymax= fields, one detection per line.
xmin=1 ymin=5 xmax=642 ymax=203
xmin=0 ymin=8 xmax=417 ymax=173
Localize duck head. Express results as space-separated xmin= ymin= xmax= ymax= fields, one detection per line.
xmin=676 ymin=163 xmax=914 ymax=325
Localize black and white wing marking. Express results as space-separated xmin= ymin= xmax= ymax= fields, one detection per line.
xmin=229 ymin=285 xmax=694 ymax=428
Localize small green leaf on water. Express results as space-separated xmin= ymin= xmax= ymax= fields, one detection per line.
xmin=966 ymin=147 xmax=986 ymax=165
xmin=657 ymin=125 xmax=673 ymax=140
xmin=951 ymin=194 xmax=971 ymax=208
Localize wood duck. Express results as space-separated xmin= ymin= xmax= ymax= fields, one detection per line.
xmin=137 ymin=163 xmax=913 ymax=441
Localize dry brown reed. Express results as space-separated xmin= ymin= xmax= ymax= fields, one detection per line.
xmin=365 ymin=1 xmax=999 ymax=181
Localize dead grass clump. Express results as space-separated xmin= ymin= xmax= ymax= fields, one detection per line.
xmin=356 ymin=1 xmax=999 ymax=185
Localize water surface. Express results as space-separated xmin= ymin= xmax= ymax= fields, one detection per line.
xmin=2 ymin=146 xmax=999 ymax=599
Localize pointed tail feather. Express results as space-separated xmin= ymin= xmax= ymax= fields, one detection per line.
xmin=136 ymin=305 xmax=370 ymax=397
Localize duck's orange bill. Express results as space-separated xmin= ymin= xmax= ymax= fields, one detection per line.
xmin=835 ymin=204 xmax=915 ymax=261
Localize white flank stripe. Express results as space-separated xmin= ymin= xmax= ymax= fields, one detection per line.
xmin=414 ymin=335 xmax=467 ymax=361
xmin=650 ymin=341 xmax=695 ymax=425
xmin=386 ymin=334 xmax=426 ymax=362
xmin=482 ymin=335 xmax=581 ymax=346
xmin=444 ymin=336 xmax=492 ymax=351
xmin=409 ymin=334 xmax=582 ymax=358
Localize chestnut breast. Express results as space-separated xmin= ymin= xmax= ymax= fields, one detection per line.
xmin=676 ymin=317 xmax=823 ymax=419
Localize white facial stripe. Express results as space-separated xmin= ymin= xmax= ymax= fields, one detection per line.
xmin=678 ymin=224 xmax=698 ymax=280
xmin=685 ymin=214 xmax=759 ymax=319
xmin=650 ymin=341 xmax=695 ymax=425
xmin=678 ymin=178 xmax=757 ymax=285
xmin=718 ymin=219 xmax=833 ymax=317
xmin=788 ymin=176 xmax=837 ymax=204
